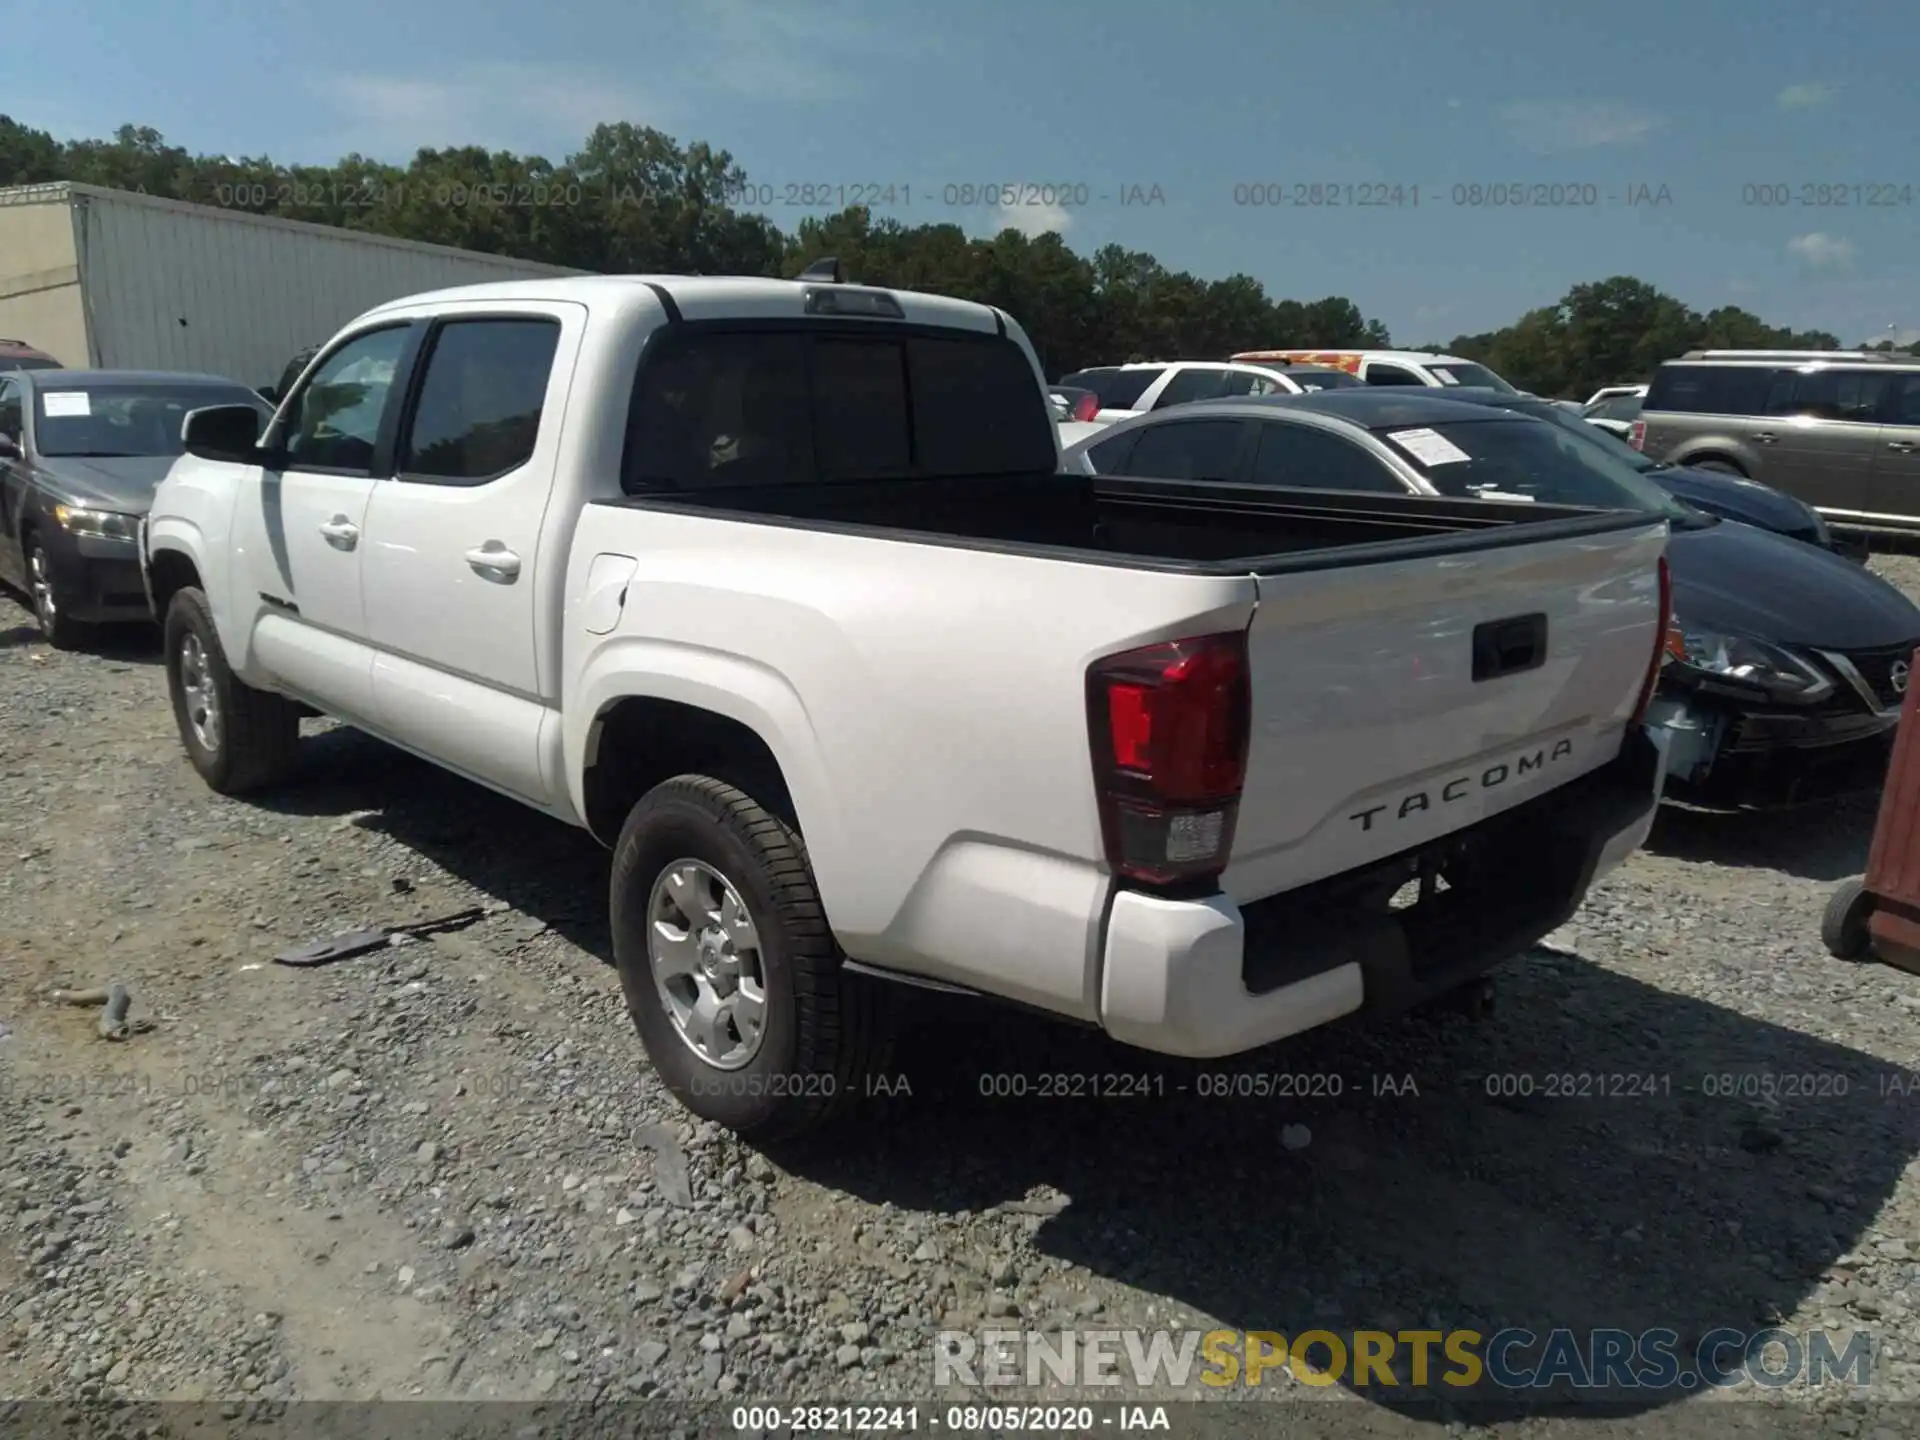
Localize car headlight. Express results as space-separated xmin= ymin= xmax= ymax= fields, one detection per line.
xmin=1664 ymin=619 xmax=1833 ymax=702
xmin=52 ymin=504 xmax=139 ymax=542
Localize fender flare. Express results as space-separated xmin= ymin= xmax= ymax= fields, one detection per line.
xmin=568 ymin=637 xmax=851 ymax=906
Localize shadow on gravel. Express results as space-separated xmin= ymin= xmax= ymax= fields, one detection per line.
xmin=246 ymin=726 xmax=615 ymax=959
xmin=83 ymin=622 xmax=164 ymax=664
xmin=778 ymin=956 xmax=1919 ymax=1421
xmin=237 ymin=725 xmax=1917 ymax=1421
xmin=1644 ymin=795 xmax=1879 ymax=883
xmin=0 ymin=622 xmax=38 ymax=648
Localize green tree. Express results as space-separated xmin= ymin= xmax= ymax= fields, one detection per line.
xmin=1 ymin=118 xmax=1849 ymax=388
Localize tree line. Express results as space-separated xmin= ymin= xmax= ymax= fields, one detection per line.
xmin=3 ymin=115 xmax=1895 ymax=395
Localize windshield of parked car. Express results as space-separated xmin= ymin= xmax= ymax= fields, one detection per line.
xmin=1427 ymin=362 xmax=1520 ymax=394
xmin=1380 ymin=415 xmax=1700 ymax=523
xmin=33 ymin=383 xmax=271 ymax=458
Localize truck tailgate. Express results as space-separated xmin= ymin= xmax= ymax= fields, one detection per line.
xmin=1225 ymin=518 xmax=1668 ymax=905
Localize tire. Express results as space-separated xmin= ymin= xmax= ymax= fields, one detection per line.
xmin=24 ymin=531 xmax=90 ymax=651
xmin=1821 ymin=877 xmax=1875 ymax=961
xmin=163 ymin=586 xmax=301 ymax=795
xmin=610 ymin=774 xmax=895 ymax=1141
xmin=1690 ymin=458 xmax=1745 ymax=476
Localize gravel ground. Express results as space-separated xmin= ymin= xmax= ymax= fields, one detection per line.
xmin=4 ymin=557 xmax=1920 ymax=1439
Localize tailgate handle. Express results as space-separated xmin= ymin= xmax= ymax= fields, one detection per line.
xmin=1473 ymin=613 xmax=1548 ymax=681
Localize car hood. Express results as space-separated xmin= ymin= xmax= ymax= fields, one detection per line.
xmin=1652 ymin=465 xmax=1817 ymax=537
xmin=34 ymin=455 xmax=177 ymax=515
xmin=1669 ymin=519 xmax=1920 ymax=650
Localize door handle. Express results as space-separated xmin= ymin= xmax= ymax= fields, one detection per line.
xmin=1753 ymin=432 xmax=1779 ymax=444
xmin=1890 ymin=441 xmax=1917 ymax=454
xmin=318 ymin=515 xmax=359 ymax=548
xmin=465 ymin=542 xmax=521 ymax=580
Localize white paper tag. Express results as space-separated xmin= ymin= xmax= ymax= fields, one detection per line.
xmin=1388 ymin=427 xmax=1471 ymax=466
xmin=1436 ymin=371 xmax=1459 ymax=385
xmin=1470 ymin=487 xmax=1537 ymax=502
xmin=42 ymin=391 xmax=91 ymax=417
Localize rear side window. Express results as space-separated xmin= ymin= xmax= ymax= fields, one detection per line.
xmin=1889 ymin=374 xmax=1920 ymax=426
xmin=1114 ymin=418 xmax=1247 ymax=482
xmin=1074 ymin=366 xmax=1165 ymax=409
xmin=1152 ymin=368 xmax=1230 ymax=408
xmin=1366 ymin=365 xmax=1424 ymax=386
xmin=1084 ymin=428 xmax=1139 ymax=473
xmin=1762 ymin=367 xmax=1891 ymax=422
xmin=1250 ymin=421 xmax=1405 ymax=492
xmin=400 ymin=318 xmax=561 ymax=484
xmin=623 ymin=328 xmax=1055 ymax=493
xmin=1645 ymin=364 xmax=1779 ymax=416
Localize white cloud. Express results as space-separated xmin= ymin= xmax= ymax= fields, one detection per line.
xmin=321 ymin=63 xmax=663 ymax=157
xmin=1787 ymin=232 xmax=1856 ymax=275
xmin=1776 ymin=83 xmax=1831 ymax=109
xmin=1496 ymin=100 xmax=1664 ymax=153
xmin=989 ymin=199 xmax=1073 ymax=239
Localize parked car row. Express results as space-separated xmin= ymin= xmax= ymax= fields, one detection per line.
xmin=1060 ymin=387 xmax=1920 ymax=810
xmin=0 ymin=368 xmax=274 ymax=646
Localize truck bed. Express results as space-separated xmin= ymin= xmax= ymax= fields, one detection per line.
xmin=597 ymin=471 xmax=1656 ymax=574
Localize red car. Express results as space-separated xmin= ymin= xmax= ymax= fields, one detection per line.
xmin=0 ymin=339 xmax=63 ymax=373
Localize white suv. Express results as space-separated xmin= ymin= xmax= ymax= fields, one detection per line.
xmin=1058 ymin=360 xmax=1356 ymax=422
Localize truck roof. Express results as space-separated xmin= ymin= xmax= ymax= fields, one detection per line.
xmin=360 ymin=274 xmax=1010 ymax=335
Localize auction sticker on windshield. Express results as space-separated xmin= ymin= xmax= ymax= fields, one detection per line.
xmin=1388 ymin=427 xmax=1470 ymax=466
xmin=42 ymin=392 xmax=91 ymax=417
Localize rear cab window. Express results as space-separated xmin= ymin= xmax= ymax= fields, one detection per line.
xmin=622 ymin=327 xmax=1057 ymax=492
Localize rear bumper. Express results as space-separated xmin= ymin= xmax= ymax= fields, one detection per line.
xmin=1098 ymin=729 xmax=1662 ymax=1058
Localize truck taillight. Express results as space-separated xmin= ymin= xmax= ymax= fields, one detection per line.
xmin=1086 ymin=631 xmax=1251 ymax=889
xmin=1629 ymin=419 xmax=1646 ymax=451
xmin=1630 ymin=555 xmax=1672 ymax=726
xmin=1073 ymin=393 xmax=1100 ymax=422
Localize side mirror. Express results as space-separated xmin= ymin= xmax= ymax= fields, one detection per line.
xmin=182 ymin=404 xmax=266 ymax=463
xmin=257 ymin=384 xmax=278 ymax=403
xmin=0 ymin=433 xmax=19 ymax=460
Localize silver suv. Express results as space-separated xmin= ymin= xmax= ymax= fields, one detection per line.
xmin=1634 ymin=349 xmax=1920 ymax=530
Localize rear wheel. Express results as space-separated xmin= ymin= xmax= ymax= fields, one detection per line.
xmin=1690 ymin=458 xmax=1745 ymax=476
xmin=610 ymin=775 xmax=894 ymax=1140
xmin=163 ymin=586 xmax=302 ymax=794
xmin=1821 ymin=877 xmax=1875 ymax=961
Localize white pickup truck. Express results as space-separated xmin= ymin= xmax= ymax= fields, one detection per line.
xmin=141 ymin=265 xmax=1673 ymax=1139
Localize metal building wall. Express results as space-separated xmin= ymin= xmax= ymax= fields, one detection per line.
xmin=66 ymin=184 xmax=585 ymax=387
xmin=0 ymin=188 xmax=90 ymax=365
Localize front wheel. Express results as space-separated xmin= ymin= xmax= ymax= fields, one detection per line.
xmin=1690 ymin=459 xmax=1745 ymax=476
xmin=610 ymin=775 xmax=895 ymax=1140
xmin=163 ymin=586 xmax=301 ymax=795
xmin=25 ymin=533 xmax=89 ymax=650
